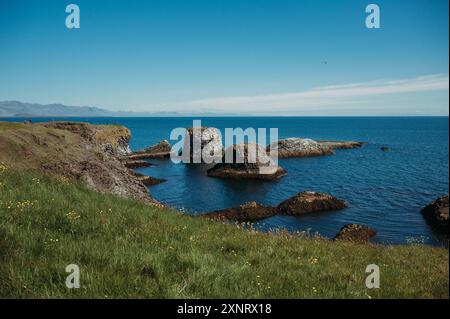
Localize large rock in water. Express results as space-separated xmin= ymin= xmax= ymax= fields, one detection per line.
xmin=180 ymin=127 xmax=223 ymax=163
xmin=334 ymin=224 xmax=377 ymax=243
xmin=267 ymin=138 xmax=364 ymax=159
xmin=203 ymin=201 xmax=277 ymax=222
xmin=421 ymin=195 xmax=449 ymax=232
xmin=207 ymin=143 xmax=286 ymax=181
xmin=317 ymin=140 xmax=364 ymax=150
xmin=128 ymin=140 xmax=172 ymax=160
xmin=277 ymin=191 xmax=346 ymax=215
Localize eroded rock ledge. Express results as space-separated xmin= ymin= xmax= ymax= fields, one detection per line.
xmin=421 ymin=195 xmax=449 ymax=233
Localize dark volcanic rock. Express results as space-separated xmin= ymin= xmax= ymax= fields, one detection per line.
xmin=180 ymin=127 xmax=223 ymax=163
xmin=421 ymin=195 xmax=449 ymax=232
xmin=124 ymin=160 xmax=153 ymax=169
xmin=129 ymin=140 xmax=172 ymax=160
xmin=203 ymin=201 xmax=277 ymax=222
xmin=0 ymin=121 xmax=162 ymax=205
xmin=267 ymin=138 xmax=333 ymax=159
xmin=334 ymin=224 xmax=377 ymax=243
xmin=277 ymin=191 xmax=346 ymax=216
xmin=207 ymin=143 xmax=286 ymax=181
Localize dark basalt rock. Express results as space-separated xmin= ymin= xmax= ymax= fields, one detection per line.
xmin=207 ymin=143 xmax=286 ymax=181
xmin=334 ymin=224 xmax=377 ymax=243
xmin=317 ymin=140 xmax=365 ymax=150
xmin=267 ymin=138 xmax=333 ymax=159
xmin=277 ymin=191 xmax=346 ymax=216
xmin=202 ymin=191 xmax=346 ymax=222
xmin=203 ymin=202 xmax=277 ymax=222
xmin=180 ymin=127 xmax=223 ymax=164
xmin=421 ymin=195 xmax=449 ymax=233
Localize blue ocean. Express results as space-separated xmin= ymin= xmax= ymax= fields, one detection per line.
xmin=3 ymin=117 xmax=449 ymax=246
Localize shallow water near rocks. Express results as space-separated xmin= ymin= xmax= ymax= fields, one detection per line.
xmin=3 ymin=116 xmax=448 ymax=246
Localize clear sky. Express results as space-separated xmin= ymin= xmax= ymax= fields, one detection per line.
xmin=0 ymin=0 xmax=448 ymax=115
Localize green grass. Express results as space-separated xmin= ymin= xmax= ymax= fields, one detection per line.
xmin=0 ymin=168 xmax=448 ymax=299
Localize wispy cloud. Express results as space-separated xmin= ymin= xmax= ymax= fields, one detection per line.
xmin=175 ymin=74 xmax=449 ymax=115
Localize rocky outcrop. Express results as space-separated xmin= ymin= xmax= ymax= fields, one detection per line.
xmin=180 ymin=127 xmax=223 ymax=163
xmin=128 ymin=140 xmax=172 ymax=160
xmin=204 ymin=202 xmax=277 ymax=222
xmin=317 ymin=140 xmax=364 ymax=150
xmin=277 ymin=191 xmax=346 ymax=216
xmin=421 ymin=195 xmax=449 ymax=232
xmin=267 ymin=138 xmax=363 ymax=159
xmin=334 ymin=224 xmax=377 ymax=243
xmin=124 ymin=160 xmax=153 ymax=169
xmin=207 ymin=143 xmax=286 ymax=181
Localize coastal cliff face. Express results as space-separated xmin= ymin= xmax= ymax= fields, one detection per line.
xmin=0 ymin=122 xmax=154 ymax=203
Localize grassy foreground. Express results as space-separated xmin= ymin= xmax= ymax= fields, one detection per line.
xmin=0 ymin=168 xmax=448 ymax=299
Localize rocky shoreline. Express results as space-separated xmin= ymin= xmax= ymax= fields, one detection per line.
xmin=1 ymin=121 xmax=447 ymax=243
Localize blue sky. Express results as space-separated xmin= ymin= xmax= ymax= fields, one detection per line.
xmin=0 ymin=0 xmax=448 ymax=115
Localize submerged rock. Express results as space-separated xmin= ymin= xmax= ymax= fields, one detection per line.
xmin=277 ymin=191 xmax=346 ymax=216
xmin=207 ymin=143 xmax=286 ymax=181
xmin=180 ymin=127 xmax=223 ymax=164
xmin=129 ymin=140 xmax=172 ymax=160
xmin=421 ymin=195 xmax=449 ymax=232
xmin=203 ymin=201 xmax=277 ymax=222
xmin=380 ymin=146 xmax=390 ymax=152
xmin=334 ymin=224 xmax=377 ymax=243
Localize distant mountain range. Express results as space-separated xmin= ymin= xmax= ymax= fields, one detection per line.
xmin=0 ymin=101 xmax=234 ymax=117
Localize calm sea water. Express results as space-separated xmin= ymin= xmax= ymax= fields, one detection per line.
xmin=3 ymin=117 xmax=449 ymax=246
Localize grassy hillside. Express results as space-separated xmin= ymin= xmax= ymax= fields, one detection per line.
xmin=0 ymin=167 xmax=448 ymax=298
